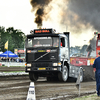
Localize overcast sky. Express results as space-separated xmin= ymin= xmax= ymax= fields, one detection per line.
xmin=0 ymin=0 xmax=96 ymax=47
xmin=0 ymin=0 xmax=37 ymax=35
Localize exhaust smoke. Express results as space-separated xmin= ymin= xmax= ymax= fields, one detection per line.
xmin=86 ymin=36 xmax=96 ymax=57
xmin=30 ymin=0 xmax=52 ymax=28
xmin=29 ymin=0 xmax=100 ymax=46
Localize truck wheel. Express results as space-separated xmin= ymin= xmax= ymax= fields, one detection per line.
xmin=29 ymin=72 xmax=38 ymax=82
xmin=58 ymin=65 xmax=68 ymax=82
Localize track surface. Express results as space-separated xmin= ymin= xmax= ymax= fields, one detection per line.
xmin=0 ymin=66 xmax=25 ymax=72
xmin=0 ymin=75 xmax=96 ymax=100
xmin=0 ymin=66 xmax=96 ymax=100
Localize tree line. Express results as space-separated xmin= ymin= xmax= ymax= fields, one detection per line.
xmin=0 ymin=26 xmax=26 ymax=53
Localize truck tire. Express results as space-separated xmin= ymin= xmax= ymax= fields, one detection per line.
xmin=29 ymin=72 xmax=38 ymax=82
xmin=58 ymin=65 xmax=68 ymax=82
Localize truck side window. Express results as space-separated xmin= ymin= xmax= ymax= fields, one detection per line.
xmin=61 ymin=38 xmax=65 ymax=47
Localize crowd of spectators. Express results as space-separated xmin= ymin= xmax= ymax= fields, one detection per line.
xmin=0 ymin=57 xmax=25 ymax=62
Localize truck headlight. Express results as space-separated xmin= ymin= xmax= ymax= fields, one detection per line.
xmin=27 ymin=64 xmax=31 ymax=67
xmin=53 ymin=62 xmax=61 ymax=66
xmin=27 ymin=68 xmax=31 ymax=71
xmin=58 ymin=62 xmax=61 ymax=66
xmin=53 ymin=68 xmax=57 ymax=70
xmin=53 ymin=63 xmax=57 ymax=66
xmin=27 ymin=50 xmax=31 ymax=53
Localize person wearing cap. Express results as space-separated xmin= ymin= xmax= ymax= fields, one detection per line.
xmin=93 ymin=52 xmax=100 ymax=96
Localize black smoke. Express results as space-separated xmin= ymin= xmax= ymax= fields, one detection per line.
xmin=86 ymin=36 xmax=96 ymax=57
xmin=68 ymin=0 xmax=100 ymax=31
xmin=30 ymin=0 xmax=52 ymax=28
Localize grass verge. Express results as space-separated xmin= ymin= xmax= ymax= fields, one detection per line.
xmin=70 ymin=93 xmax=100 ymax=100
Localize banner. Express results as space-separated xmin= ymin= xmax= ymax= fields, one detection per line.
xmin=5 ymin=41 xmax=8 ymax=49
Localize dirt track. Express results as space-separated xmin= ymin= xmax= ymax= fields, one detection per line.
xmin=0 ymin=75 xmax=96 ymax=100
xmin=0 ymin=66 xmax=96 ymax=100
xmin=0 ymin=66 xmax=25 ymax=72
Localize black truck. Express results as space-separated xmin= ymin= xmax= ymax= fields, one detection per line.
xmin=25 ymin=29 xmax=83 ymax=82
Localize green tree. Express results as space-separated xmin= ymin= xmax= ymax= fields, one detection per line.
xmin=0 ymin=26 xmax=26 ymax=52
xmin=0 ymin=26 xmax=6 ymax=52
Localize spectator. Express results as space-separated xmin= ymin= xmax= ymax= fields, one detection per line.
xmin=93 ymin=52 xmax=100 ymax=96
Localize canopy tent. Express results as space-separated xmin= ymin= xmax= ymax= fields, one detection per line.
xmin=0 ymin=51 xmax=18 ymax=57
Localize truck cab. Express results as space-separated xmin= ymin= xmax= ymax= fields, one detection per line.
xmin=25 ymin=29 xmax=81 ymax=82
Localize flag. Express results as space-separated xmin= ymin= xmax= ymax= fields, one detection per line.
xmin=5 ymin=41 xmax=8 ymax=49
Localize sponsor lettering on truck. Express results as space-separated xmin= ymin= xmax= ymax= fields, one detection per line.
xmin=25 ymin=29 xmax=83 ymax=82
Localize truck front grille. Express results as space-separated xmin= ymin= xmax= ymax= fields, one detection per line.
xmin=26 ymin=49 xmax=58 ymax=62
xmin=33 ymin=62 xmax=51 ymax=67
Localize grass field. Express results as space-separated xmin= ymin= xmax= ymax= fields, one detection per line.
xmin=70 ymin=93 xmax=100 ymax=100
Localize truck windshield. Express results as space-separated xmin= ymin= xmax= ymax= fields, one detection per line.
xmin=26 ymin=37 xmax=59 ymax=48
